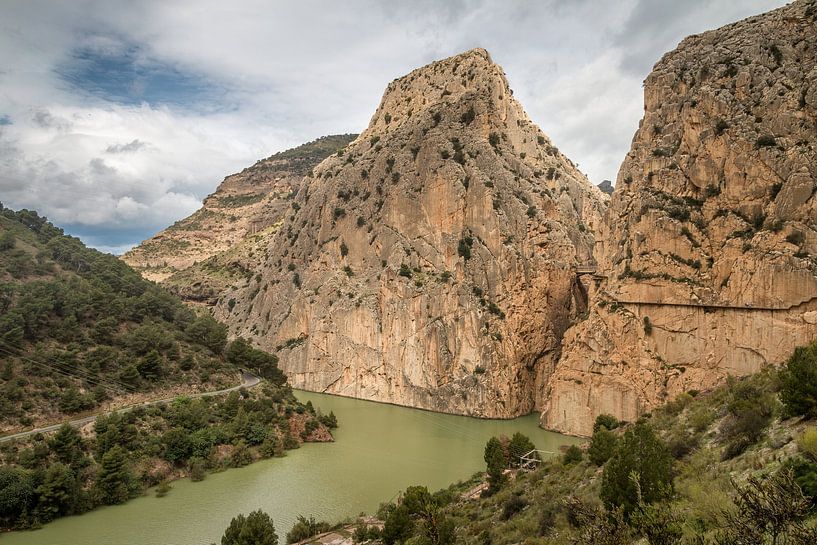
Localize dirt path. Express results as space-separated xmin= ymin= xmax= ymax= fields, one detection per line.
xmin=0 ymin=371 xmax=261 ymax=444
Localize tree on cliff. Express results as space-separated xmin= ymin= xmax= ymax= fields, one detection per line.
xmin=222 ymin=509 xmax=278 ymax=545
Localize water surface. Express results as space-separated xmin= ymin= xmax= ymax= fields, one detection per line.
xmin=3 ymin=391 xmax=581 ymax=545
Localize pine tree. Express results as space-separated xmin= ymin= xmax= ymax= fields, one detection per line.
xmin=600 ymin=420 xmax=673 ymax=516
xmin=588 ymin=427 xmax=618 ymax=466
xmin=484 ymin=436 xmax=507 ymax=492
xmin=96 ymin=445 xmax=134 ymax=505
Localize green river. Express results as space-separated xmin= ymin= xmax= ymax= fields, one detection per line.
xmin=3 ymin=391 xmax=581 ymax=545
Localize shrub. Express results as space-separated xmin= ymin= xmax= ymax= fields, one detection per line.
xmin=501 ymin=495 xmax=528 ymax=520
xmin=643 ymin=316 xmax=652 ymax=335
xmin=780 ymin=342 xmax=817 ymax=418
xmin=798 ymin=428 xmax=817 ymax=462
xmin=563 ymin=445 xmax=583 ymax=465
xmin=786 ymin=231 xmax=805 ymax=245
xmin=594 ymin=414 xmax=621 ymax=433
xmin=756 ymin=135 xmax=777 ymax=147
xmin=488 ymin=132 xmax=500 ymax=149
xmin=719 ymin=378 xmax=776 ymax=458
xmin=398 ymin=264 xmax=412 ymax=278
xmin=286 ymin=515 xmax=331 ymax=544
xmin=340 ymin=242 xmax=349 ymax=256
xmin=714 ymin=119 xmax=729 ymax=135
xmin=457 ymin=236 xmax=473 ymax=260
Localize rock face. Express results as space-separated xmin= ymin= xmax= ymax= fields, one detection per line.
xmin=122 ymin=134 xmax=356 ymax=289
xmin=214 ymin=49 xmax=607 ymax=418
xmin=597 ymin=180 xmax=614 ymax=195
xmin=543 ymin=0 xmax=817 ymax=435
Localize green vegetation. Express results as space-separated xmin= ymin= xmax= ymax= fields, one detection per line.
xmin=0 ymin=205 xmax=242 ymax=428
xmin=340 ymin=345 xmax=817 ymax=544
xmin=222 ymin=509 xmax=278 ymax=545
xmin=0 ymin=383 xmax=331 ymax=530
xmin=286 ymin=514 xmax=331 ymax=544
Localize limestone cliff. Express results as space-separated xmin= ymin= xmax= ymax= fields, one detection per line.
xmin=543 ymin=0 xmax=817 ymax=435
xmin=122 ymin=134 xmax=356 ymax=291
xmin=214 ymin=49 xmax=607 ymax=418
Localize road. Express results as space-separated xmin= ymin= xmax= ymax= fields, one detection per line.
xmin=0 ymin=371 xmax=261 ymax=444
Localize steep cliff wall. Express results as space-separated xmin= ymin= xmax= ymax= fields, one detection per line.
xmin=543 ymin=0 xmax=817 ymax=435
xmin=214 ymin=49 xmax=607 ymax=417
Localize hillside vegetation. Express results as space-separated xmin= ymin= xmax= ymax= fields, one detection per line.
xmin=342 ymin=343 xmax=817 ymax=545
xmin=0 ymin=204 xmax=258 ymax=431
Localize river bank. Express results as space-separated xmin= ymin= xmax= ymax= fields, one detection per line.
xmin=2 ymin=391 xmax=582 ymax=545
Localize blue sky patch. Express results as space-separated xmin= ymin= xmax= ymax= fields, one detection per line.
xmin=56 ymin=38 xmax=229 ymax=112
xmin=0 ymin=115 xmax=12 ymax=125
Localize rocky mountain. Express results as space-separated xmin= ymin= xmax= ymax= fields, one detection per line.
xmin=122 ymin=134 xmax=356 ymax=293
xmin=213 ymin=48 xmax=607 ymax=418
xmin=543 ymin=0 xmax=817 ymax=435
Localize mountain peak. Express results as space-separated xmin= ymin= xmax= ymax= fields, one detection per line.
xmin=358 ymin=48 xmax=517 ymax=142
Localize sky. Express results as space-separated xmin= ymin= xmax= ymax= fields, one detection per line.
xmin=0 ymin=0 xmax=787 ymax=254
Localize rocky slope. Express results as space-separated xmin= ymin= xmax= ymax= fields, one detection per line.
xmin=543 ymin=0 xmax=817 ymax=435
xmin=214 ymin=49 xmax=607 ymax=418
xmin=122 ymin=134 xmax=356 ymax=290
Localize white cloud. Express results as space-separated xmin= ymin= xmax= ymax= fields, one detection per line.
xmin=0 ymin=0 xmax=789 ymax=251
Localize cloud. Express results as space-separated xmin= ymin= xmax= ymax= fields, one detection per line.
xmin=105 ymin=138 xmax=148 ymax=153
xmin=0 ymin=0 xmax=788 ymax=252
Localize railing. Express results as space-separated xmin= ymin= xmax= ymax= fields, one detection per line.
xmin=519 ymin=449 xmax=556 ymax=470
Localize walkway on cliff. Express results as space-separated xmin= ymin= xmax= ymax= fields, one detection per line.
xmin=0 ymin=371 xmax=261 ymax=444
xmin=573 ymin=265 xmax=816 ymax=312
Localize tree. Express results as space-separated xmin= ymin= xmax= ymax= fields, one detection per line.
xmin=507 ymin=432 xmax=536 ymax=467
xmin=563 ymin=445 xmax=583 ymax=465
xmin=136 ymin=349 xmax=163 ymax=380
xmin=96 ymin=445 xmax=134 ymax=505
xmin=484 ymin=436 xmax=507 ymax=492
xmin=285 ymin=515 xmax=330 ymax=544
xmin=0 ymin=467 xmax=35 ymax=526
xmin=162 ymin=427 xmax=193 ymax=463
xmin=35 ymin=463 xmax=77 ymax=522
xmin=382 ymin=505 xmax=414 ymax=545
xmin=600 ymin=420 xmax=673 ymax=517
xmin=49 ymin=423 xmax=83 ymax=465
xmin=780 ymin=343 xmax=817 ymax=418
xmin=588 ymin=427 xmax=618 ymax=466
xmin=222 ymin=509 xmax=278 ymax=545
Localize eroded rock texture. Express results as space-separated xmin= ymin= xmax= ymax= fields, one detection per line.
xmin=214 ymin=49 xmax=607 ymax=417
xmin=543 ymin=0 xmax=817 ymax=435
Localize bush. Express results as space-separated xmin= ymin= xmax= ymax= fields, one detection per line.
xmin=719 ymin=378 xmax=776 ymax=457
xmin=501 ymin=495 xmax=528 ymax=520
xmin=780 ymin=342 xmax=817 ymax=418
xmin=594 ymin=414 xmax=621 ymax=433
xmin=286 ymin=515 xmax=330 ymax=544
xmin=563 ymin=445 xmax=583 ymax=465
xmin=787 ymin=231 xmax=806 ymax=246
xmin=798 ymin=427 xmax=817 ymax=462
xmin=756 ymin=135 xmax=777 ymax=147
